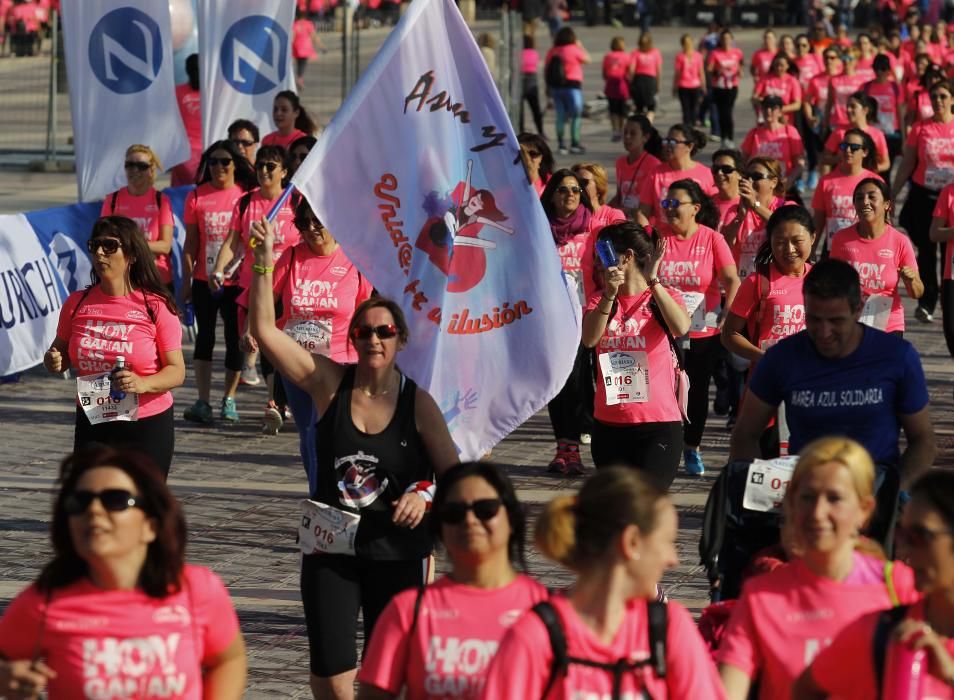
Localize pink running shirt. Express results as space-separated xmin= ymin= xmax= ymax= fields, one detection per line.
xmin=630 ymin=48 xmax=662 ymax=77
xmin=932 ymin=182 xmax=954 ymax=280
xmin=830 ymin=224 xmax=917 ymax=333
xmin=521 ymin=48 xmax=539 ymax=74
xmin=183 ymin=182 xmax=244 ymax=284
xmin=906 ymin=118 xmax=954 ymax=191
xmin=230 ymin=191 xmax=299 ymax=288
xmin=794 ymin=54 xmax=824 ymax=89
xmin=603 ymin=50 xmax=630 ymax=99
xmin=638 ymin=162 xmax=717 ymax=224
xmin=716 ymin=553 xmax=918 ymax=700
xmin=729 ymin=263 xmax=810 ymax=348
xmin=708 ymin=48 xmax=745 ymax=89
xmin=100 ymin=188 xmax=174 ymax=283
xmin=865 ymin=80 xmax=902 ymax=133
xmin=545 ymin=44 xmax=587 ymax=83
xmin=750 ymin=49 xmax=775 ymax=82
xmin=674 ymin=51 xmax=704 ymax=89
xmin=358 ymin=574 xmax=547 ymax=700
xmin=175 ymin=84 xmax=202 ymax=146
xmin=57 ymin=286 xmax=182 ymax=418
xmin=292 ymin=18 xmax=317 ymax=59
xmin=0 ymin=565 xmax=239 ymax=700
xmin=754 ymin=74 xmax=803 ymax=123
xmin=729 ymin=196 xmax=786 ymax=279
xmin=615 ymin=151 xmax=661 ymax=212
xmin=810 ymin=168 xmax=882 ymax=243
xmin=807 ymin=73 xmax=832 ymax=111
xmin=481 ymin=595 xmax=727 ymax=699
xmin=828 ymin=73 xmax=871 ymax=128
xmin=261 ymin=128 xmax=308 ymax=151
xmin=740 ymin=124 xmax=805 ymax=176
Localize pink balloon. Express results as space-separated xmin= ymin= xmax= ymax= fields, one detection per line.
xmin=169 ymin=0 xmax=195 ymax=51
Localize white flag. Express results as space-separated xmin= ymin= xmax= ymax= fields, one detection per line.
xmin=293 ymin=0 xmax=580 ymax=460
xmin=197 ymin=0 xmax=296 ymax=149
xmin=61 ymin=0 xmax=190 ymax=202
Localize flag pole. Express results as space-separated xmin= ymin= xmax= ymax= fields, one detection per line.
xmin=266 ymin=184 xmax=296 ymax=222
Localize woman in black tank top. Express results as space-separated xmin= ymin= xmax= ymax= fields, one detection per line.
xmin=247 ymin=218 xmax=458 ymax=699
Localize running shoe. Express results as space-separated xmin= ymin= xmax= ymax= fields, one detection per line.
xmin=915 ymin=306 xmax=934 ymax=323
xmin=564 ymin=452 xmax=586 ymax=476
xmin=569 ymin=144 xmax=586 ymax=154
xmin=220 ymin=397 xmax=239 ymax=422
xmin=183 ymin=399 xmax=213 ymax=425
xmin=580 ymin=433 xmax=592 ymax=445
xmin=547 ymin=448 xmax=568 ymax=474
xmin=683 ymin=449 xmax=705 ymax=476
xmin=262 ymin=401 xmax=283 ymax=435
xmin=240 ymin=364 xmax=261 ymax=386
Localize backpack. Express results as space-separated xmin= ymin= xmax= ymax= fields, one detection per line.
xmin=532 ymin=599 xmax=668 ymax=700
xmin=871 ymin=604 xmax=909 ymax=700
xmin=545 ymin=53 xmax=567 ymax=88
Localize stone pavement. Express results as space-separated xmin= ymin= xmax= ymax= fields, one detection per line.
xmin=1 ymin=19 xmax=954 ymax=699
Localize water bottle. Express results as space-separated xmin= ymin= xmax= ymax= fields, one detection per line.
xmin=183 ymin=302 xmax=195 ymax=327
xmin=109 ymin=356 xmax=127 ymax=402
xmin=883 ymin=640 xmax=926 ymax=700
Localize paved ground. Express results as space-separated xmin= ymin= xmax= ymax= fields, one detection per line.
xmin=1 ymin=18 xmax=953 ymax=699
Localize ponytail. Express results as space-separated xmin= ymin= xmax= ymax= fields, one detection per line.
xmin=275 ymin=90 xmax=319 ymax=135
xmin=535 ymin=496 xmax=578 ymax=568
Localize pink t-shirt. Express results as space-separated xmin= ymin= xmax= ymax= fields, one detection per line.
xmin=586 ymin=288 xmax=687 ymax=425
xmin=630 ymin=47 xmax=662 ymax=77
xmin=545 ymin=44 xmax=587 ymax=84
xmin=57 ymin=286 xmax=182 ymax=418
xmin=657 ymin=224 xmax=735 ymax=339
xmin=750 ymin=49 xmax=775 ymax=81
xmin=730 ymin=195 xmax=786 ymax=279
xmin=273 ymin=244 xmax=373 ymax=362
xmin=740 ymin=124 xmax=805 ymax=176
xmin=481 ymin=595 xmax=727 ymax=700
xmin=828 ymin=73 xmax=871 ymax=128
xmin=100 ymin=188 xmax=174 ymax=284
xmin=292 ymin=18 xmax=317 ymax=59
xmin=591 ymin=204 xmax=626 ymax=233
xmin=729 ymin=263 xmax=810 ymax=347
xmin=910 ymin=90 xmax=936 ymax=123
xmin=0 ymin=565 xmax=238 ymax=700
xmin=522 ymin=48 xmax=539 ymax=74
xmin=638 ymin=162 xmax=717 ymax=224
xmin=754 ymin=74 xmax=803 ymax=123
xmin=261 ymin=128 xmax=308 ymax=151
xmin=830 ymin=224 xmax=918 ymax=333
xmin=183 ymin=182 xmax=244 ymax=284
xmin=558 ymin=229 xmax=598 ymax=304
xmin=230 ymin=191 xmax=299 ymax=288
xmin=865 ymin=80 xmax=902 ymax=133
xmin=716 ymin=196 xmax=742 ymax=233
xmin=602 ymin=50 xmax=630 ymax=99
xmin=907 ymin=118 xmax=954 ymax=191
xmin=175 ymin=84 xmax=202 ymax=147
xmin=825 ymin=125 xmax=889 ymax=166
xmin=615 ymin=151 xmax=661 ymax=211
xmin=794 ymin=54 xmax=824 ymax=89
xmin=810 ymin=598 xmax=954 ymax=700
xmin=708 ymin=47 xmax=745 ymax=89
xmin=358 ymin=574 xmax=547 ymax=700
xmin=810 ymin=168 xmax=882 ymax=241
xmin=807 ymin=73 xmax=833 ymax=110
xmin=675 ymin=51 xmax=703 ymax=89
xmin=717 ymin=554 xmax=918 ymax=700
xmin=932 ymin=182 xmax=954 ymax=280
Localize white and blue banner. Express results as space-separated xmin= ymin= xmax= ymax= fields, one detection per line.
xmin=292 ymin=0 xmax=580 ymax=459
xmin=0 ymin=188 xmax=192 ymax=376
xmin=61 ymin=0 xmax=190 ymax=202
xmin=197 ymin=0 xmax=296 ymax=148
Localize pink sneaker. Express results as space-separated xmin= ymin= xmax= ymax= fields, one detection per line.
xmin=547 ymin=448 xmax=568 ymax=473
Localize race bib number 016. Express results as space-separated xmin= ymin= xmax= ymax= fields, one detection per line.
xmin=299 ymin=499 xmax=360 ymax=556
xmin=285 ymin=318 xmax=332 ymax=355
xmin=742 ymin=456 xmax=799 ymax=513
xmin=598 ymin=350 xmax=650 ymax=405
xmin=76 ymin=373 xmax=139 ymax=425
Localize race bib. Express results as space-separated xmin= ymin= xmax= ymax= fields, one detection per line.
xmin=622 ymin=193 xmax=640 ymax=210
xmin=568 ymin=269 xmax=585 ymax=306
xmin=759 ymin=338 xmax=780 ymax=351
xmin=299 ymin=499 xmax=361 ymax=556
xmin=284 ymin=317 xmax=332 ymax=355
xmin=826 ymin=217 xmax=854 ymax=237
xmin=76 ymin=373 xmax=139 ymax=425
xmin=925 ymin=165 xmax=954 ymax=192
xmin=876 ymin=110 xmax=895 ymax=134
xmin=205 ymin=239 xmax=224 ymax=277
xmin=742 ymin=456 xmax=799 ymax=513
xmin=598 ymin=350 xmax=650 ymax=405
xmin=859 ymin=294 xmax=892 ymax=330
xmin=682 ymin=291 xmax=706 ymax=332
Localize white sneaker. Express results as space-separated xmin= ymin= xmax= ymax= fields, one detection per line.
xmin=580 ymin=433 xmax=592 ymax=444
xmin=240 ymin=364 xmax=261 ymax=386
xmin=262 ymin=402 xmax=283 ymax=435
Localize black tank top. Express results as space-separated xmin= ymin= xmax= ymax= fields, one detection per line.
xmin=314 ymin=365 xmax=434 ymax=560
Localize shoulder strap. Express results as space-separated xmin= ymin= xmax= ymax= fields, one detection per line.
xmin=872 ymin=604 xmax=909 ymax=699
xmin=110 ymin=190 xmax=118 ymax=214
xmin=648 ymin=298 xmax=685 ymax=371
xmin=532 ymin=601 xmax=568 ymax=699
xmin=408 ymin=584 xmax=427 ymax=636
xmin=69 ymin=286 xmax=93 ymax=319
xmin=238 ymin=191 xmax=253 ymax=220
xmin=155 ymin=190 xmax=163 ymax=209
xmin=753 ymin=268 xmax=771 ymax=343
xmin=883 ymin=561 xmax=900 ymax=607
xmin=646 ymin=600 xmax=668 ymax=679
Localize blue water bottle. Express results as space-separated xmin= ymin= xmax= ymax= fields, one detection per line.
xmin=109 ymin=356 xmax=126 ymax=402
xmin=183 ymin=302 xmax=195 ymax=327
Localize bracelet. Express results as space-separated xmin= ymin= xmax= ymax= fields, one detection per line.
xmin=252 ymin=264 xmax=274 ymax=275
xmin=648 ymin=278 xmax=661 ymax=289
xmin=601 ymin=294 xmax=616 ymax=303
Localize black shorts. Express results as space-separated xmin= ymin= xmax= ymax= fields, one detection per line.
xmin=74 ymin=404 xmax=175 ymax=477
xmin=607 ymin=97 xmax=627 ymax=116
xmin=630 ymin=74 xmax=657 ymax=112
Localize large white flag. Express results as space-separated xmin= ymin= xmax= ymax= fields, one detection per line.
xmin=197 ymin=0 xmax=296 ymax=149
xmin=293 ymin=0 xmax=580 ymax=460
xmin=61 ymin=0 xmax=189 ymax=202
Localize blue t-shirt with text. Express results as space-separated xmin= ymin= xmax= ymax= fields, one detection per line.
xmin=748 ymin=326 xmax=929 ymax=464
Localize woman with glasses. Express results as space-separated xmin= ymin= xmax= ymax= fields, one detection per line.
xmin=247 ymin=219 xmax=458 ymax=700
xmin=718 ymin=437 xmax=918 ymax=700
xmin=611 ymin=114 xmax=661 ymax=220
xmin=711 ymin=148 xmax=744 ymax=227
xmin=636 ymin=123 xmax=716 ymax=226
xmin=656 ymin=179 xmax=740 ymax=476
xmin=803 ymin=49 xmax=842 ymax=189
xmin=793 ymin=34 xmax=823 ymax=90
xmin=795 ymin=469 xmax=954 ymax=699
xmin=0 ymin=447 xmax=246 ymax=699
xmin=483 ymin=467 xmax=726 ymax=699
xmin=821 ymin=92 xmax=890 ymax=175
xmin=43 ymin=217 xmax=184 ymax=477
xmin=228 ymin=118 xmax=260 ymax=164
xmin=830 ymin=178 xmax=922 ymax=334
xmin=723 ymin=157 xmax=790 ymax=280
xmin=864 ymin=55 xmax=904 ymax=173
xmin=572 ymin=162 xmax=625 ymax=233
xmin=100 ymin=144 xmax=174 ymax=293
xmin=182 ymin=140 xmax=257 ymax=425
xmin=357 ymin=462 xmax=546 ymax=699
xmin=741 ymin=97 xmax=806 ymax=192
xmin=261 ymin=90 xmax=318 ymax=151
xmin=891 ymin=78 xmax=954 ymax=323
xmin=750 ymin=30 xmax=779 ymax=84
xmin=811 ymin=128 xmax=882 ymax=258
xmin=706 ymin=29 xmax=745 ymax=149
xmin=518 ymin=132 xmax=554 ymax=196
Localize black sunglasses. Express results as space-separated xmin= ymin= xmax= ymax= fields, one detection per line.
xmin=711 ymin=164 xmax=738 ymax=176
xmin=256 ymin=161 xmax=279 ymax=173
xmin=231 ymin=138 xmax=256 ymax=148
xmin=557 ymin=185 xmax=582 ymax=195
xmin=350 ymin=323 xmax=399 ymax=340
xmin=208 ymin=157 xmax=233 ymax=168
xmin=64 ymin=489 xmax=141 ymax=516
xmin=124 ymin=161 xmax=151 ymax=172
xmin=746 ymin=172 xmax=775 ymax=182
xmin=87 ymin=238 xmax=122 ymax=255
xmin=838 ymin=142 xmax=864 ymax=152
xmin=439 ymin=498 xmax=503 ymax=524
xmin=526 ymin=149 xmax=542 ymax=158
xmin=897 ymin=523 xmax=953 ymax=548
xmin=662 ymin=137 xmax=691 ymax=146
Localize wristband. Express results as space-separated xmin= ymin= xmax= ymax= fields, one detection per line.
xmin=252 ymin=264 xmax=274 ymax=275
xmin=404 ymin=481 xmax=435 ymax=510
xmin=648 ymin=278 xmax=661 ymax=289
xmin=212 ymin=271 xmax=224 ymax=282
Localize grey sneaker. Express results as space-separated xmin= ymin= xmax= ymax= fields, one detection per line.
xmin=184 ymin=400 xmax=213 ymax=424
xmin=915 ymin=306 xmax=934 ymax=323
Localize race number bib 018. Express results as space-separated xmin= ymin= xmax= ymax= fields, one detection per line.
xmin=299 ymin=499 xmax=360 ymax=556
xmin=859 ymin=294 xmax=892 ymax=330
xmin=925 ymin=165 xmax=954 ymax=192
xmin=682 ymin=291 xmax=706 ymax=332
xmin=742 ymin=456 xmax=799 ymax=513
xmin=76 ymin=373 xmax=139 ymax=425
xmin=598 ymin=350 xmax=650 ymax=405
xmin=284 ymin=318 xmax=332 ymax=355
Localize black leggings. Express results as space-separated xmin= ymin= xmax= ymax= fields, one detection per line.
xmin=300 ymin=553 xmax=425 ymax=677
xmin=547 ymin=344 xmax=594 ymax=442
xmin=685 ymin=334 xmax=722 ymax=448
xmin=711 ymin=87 xmax=739 ymax=141
xmin=74 ymin=405 xmax=174 ymax=478
xmin=192 ymin=281 xmax=242 ymax=371
xmin=520 ymin=75 xmax=544 ymax=134
xmin=942 ymin=279 xmax=954 ymax=357
xmin=591 ymin=420 xmax=684 ymax=491
xmin=678 ymin=87 xmax=702 ymax=126
xmin=900 ymin=181 xmax=940 ymax=313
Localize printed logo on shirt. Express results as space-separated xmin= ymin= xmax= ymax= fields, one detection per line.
xmin=924 ymin=137 xmax=954 ymax=161
xmin=425 ymin=636 xmax=499 ymax=697
xmin=658 ymin=260 xmax=702 ymax=287
xmin=334 ymin=451 xmax=388 ymax=509
xmin=830 ymin=194 xmax=854 ymax=220
xmin=599 ymin=316 xmax=649 ymax=350
xmin=877 ymin=249 xmax=893 ymax=259
xmin=847 ymin=261 xmax=888 ymax=290
xmin=54 ymin=616 xmax=109 ymax=632
xmin=330 ymin=266 xmax=349 ymax=277
xmin=291 ymin=279 xmax=340 ymax=310
xmin=498 ymin=609 xmax=523 ymax=627
xmin=151 ymin=604 xmax=191 ymax=627
xmin=80 ymin=306 xmax=104 ymax=316
xmin=769 ymin=304 xmax=806 ymax=337
xmin=82 ymin=634 xmax=186 ymax=699
xmin=559 ymin=239 xmax=586 ymax=271
xmin=125 ymin=310 xmax=148 ymax=321
xmin=789 ymin=388 xmax=884 ymax=408
xmin=77 ymin=321 xmax=137 ymax=373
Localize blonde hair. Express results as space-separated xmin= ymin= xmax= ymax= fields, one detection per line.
xmin=125 ymin=144 xmax=163 ymax=172
xmin=638 ymin=32 xmax=653 ymax=50
xmin=746 ymin=156 xmax=786 ymax=196
xmin=572 ymin=162 xmax=609 ymax=205
xmin=536 ymin=467 xmax=665 ymax=571
xmin=610 ymin=36 xmax=625 ymax=52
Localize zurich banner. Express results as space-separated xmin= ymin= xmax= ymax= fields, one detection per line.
xmin=197 ymin=0 xmax=296 ymax=149
xmin=292 ymin=0 xmax=580 ymax=459
xmin=60 ymin=1 xmax=190 ymax=202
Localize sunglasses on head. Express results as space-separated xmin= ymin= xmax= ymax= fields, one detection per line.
xmin=63 ymin=489 xmax=141 ymax=516
xmin=208 ymin=157 xmax=233 ymax=168
xmin=662 ymin=137 xmax=691 ymax=147
xmin=256 ymin=161 xmax=280 ymax=173
xmin=661 ymin=198 xmax=692 ymax=210
xmin=838 ymin=142 xmax=864 ymax=152
xmin=124 ymin=161 xmax=151 ymax=172
xmin=896 ymin=523 xmax=953 ymax=548
xmin=711 ymin=164 xmax=737 ymax=176
xmin=349 ymin=323 xmax=399 ymax=340
xmin=231 ymin=138 xmax=256 ymax=148
xmin=557 ymin=185 xmax=582 ymax=195
xmin=87 ymin=238 xmax=122 ymax=255
xmin=747 ymin=171 xmax=774 ymax=181
xmin=439 ymin=498 xmax=502 ymax=524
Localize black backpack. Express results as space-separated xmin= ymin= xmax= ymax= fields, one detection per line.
xmin=532 ymin=599 xmax=668 ymax=700
xmin=872 ymin=605 xmax=910 ymax=699
xmin=545 ymin=54 xmax=567 ymax=89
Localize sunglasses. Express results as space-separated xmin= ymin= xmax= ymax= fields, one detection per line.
xmin=577 ymin=178 xmax=594 ymax=188
xmin=526 ymin=149 xmax=542 ymax=158
xmin=231 ymin=138 xmax=256 ymax=148
xmin=87 ymin=238 xmax=122 ymax=255
xmin=292 ymin=150 xmax=310 ymax=162
xmin=301 ymin=218 xmax=325 ymax=233
xmin=439 ymin=498 xmax=502 ymax=524
xmin=662 ymin=137 xmax=691 ymax=146
xmin=63 ymin=489 xmax=141 ymax=516
xmin=824 ymin=54 xmax=839 ymax=61
xmin=349 ymin=323 xmax=399 ymax=340
xmin=838 ymin=142 xmax=864 ymax=152
xmin=897 ymin=523 xmax=953 ymax=549
xmin=747 ymin=171 xmax=774 ymax=181
xmin=124 ymin=161 xmax=151 ymax=172
xmin=557 ymin=185 xmax=582 ymax=195
xmin=256 ymin=161 xmax=280 ymax=173
xmin=208 ymin=157 xmax=233 ymax=168
xmin=661 ymin=198 xmax=693 ymax=210
xmin=711 ymin=164 xmax=738 ymax=176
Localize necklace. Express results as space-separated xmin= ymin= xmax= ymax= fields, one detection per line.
xmin=357 ymin=374 xmax=396 ymax=399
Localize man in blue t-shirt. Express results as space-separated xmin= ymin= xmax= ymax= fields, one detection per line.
xmin=730 ymin=259 xmax=935 ymax=485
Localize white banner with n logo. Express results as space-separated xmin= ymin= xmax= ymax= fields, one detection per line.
xmin=61 ymin=0 xmax=190 ymax=202
xmin=197 ymin=0 xmax=296 ymax=149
